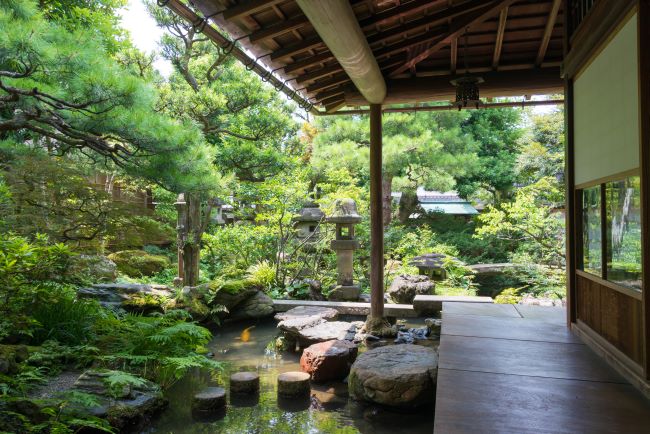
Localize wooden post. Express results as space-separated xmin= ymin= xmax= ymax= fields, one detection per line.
xmin=175 ymin=194 xmax=187 ymax=284
xmin=637 ymin=0 xmax=650 ymax=379
xmin=369 ymin=104 xmax=384 ymax=319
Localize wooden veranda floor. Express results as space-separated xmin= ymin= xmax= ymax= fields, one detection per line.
xmin=433 ymin=303 xmax=650 ymax=434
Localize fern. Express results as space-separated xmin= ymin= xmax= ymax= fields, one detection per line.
xmin=103 ymin=371 xmax=149 ymax=397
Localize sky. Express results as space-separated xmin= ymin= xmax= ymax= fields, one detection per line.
xmin=118 ymin=0 xmax=173 ymax=77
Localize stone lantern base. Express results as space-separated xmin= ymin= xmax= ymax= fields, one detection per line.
xmin=328 ymin=284 xmax=361 ymax=301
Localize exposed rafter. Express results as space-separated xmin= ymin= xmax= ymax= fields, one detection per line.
xmin=536 ymin=0 xmax=562 ymax=66
xmin=248 ymin=14 xmax=308 ymax=43
xmin=223 ymin=0 xmax=285 ymax=21
xmin=390 ymin=0 xmax=518 ymax=77
xmin=492 ymin=7 xmax=508 ymax=69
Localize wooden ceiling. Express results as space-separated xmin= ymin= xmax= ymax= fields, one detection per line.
xmin=187 ymin=0 xmax=564 ymax=112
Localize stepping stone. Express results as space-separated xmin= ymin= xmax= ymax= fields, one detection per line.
xmin=192 ymin=387 xmax=226 ymax=413
xmin=300 ymin=340 xmax=358 ymax=382
xmin=274 ymin=306 xmax=338 ymax=322
xmin=230 ymin=372 xmax=259 ymax=394
xmin=349 ymin=344 xmax=438 ymax=409
xmin=277 ymin=371 xmax=311 ymax=397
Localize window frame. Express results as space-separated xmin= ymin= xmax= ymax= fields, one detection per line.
xmin=576 ymin=169 xmax=642 ymax=295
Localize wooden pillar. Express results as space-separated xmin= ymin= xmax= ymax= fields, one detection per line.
xmin=369 ymin=104 xmax=384 ymax=318
xmin=564 ymin=78 xmax=577 ymax=326
xmin=175 ymin=194 xmax=187 ymax=282
xmin=636 ymin=0 xmax=649 ymax=378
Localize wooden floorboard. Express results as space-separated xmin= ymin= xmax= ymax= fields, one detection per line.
xmin=442 ymin=312 xmax=580 ymax=343
xmin=442 ymin=302 xmax=522 ymax=318
xmin=435 ymin=369 xmax=650 ymax=434
xmin=434 ymin=304 xmax=650 ymax=433
xmin=439 ymin=334 xmax=626 ymax=383
xmin=514 ymin=305 xmax=567 ymax=324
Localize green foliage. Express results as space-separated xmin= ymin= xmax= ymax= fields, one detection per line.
xmin=0 ymin=0 xmax=220 ymax=195
xmin=108 ymin=250 xmax=171 ymax=278
xmin=202 ymin=225 xmax=276 ymax=279
xmin=455 ymin=108 xmax=524 ymax=202
xmin=102 ymin=370 xmax=148 ymax=398
xmin=94 ymin=310 xmax=221 ymax=388
xmin=246 ymin=261 xmax=276 ymax=290
xmin=475 ymin=177 xmax=565 ymax=266
xmin=30 ymin=291 xmax=102 ymax=345
xmin=0 ymin=233 xmax=72 ymax=339
xmin=494 ymin=287 xmax=524 ymax=304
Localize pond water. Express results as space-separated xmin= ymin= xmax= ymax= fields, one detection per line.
xmin=146 ymin=316 xmax=437 ymax=434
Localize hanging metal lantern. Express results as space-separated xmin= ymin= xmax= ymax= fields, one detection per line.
xmin=450 ymin=29 xmax=484 ymax=110
xmin=450 ymin=75 xmax=484 ymax=110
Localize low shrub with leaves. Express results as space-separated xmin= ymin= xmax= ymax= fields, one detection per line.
xmin=94 ymin=310 xmax=221 ymax=388
xmin=0 ymin=233 xmax=72 ymax=340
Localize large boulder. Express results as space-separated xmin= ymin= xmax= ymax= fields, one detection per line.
xmin=229 ymin=291 xmax=274 ymax=320
xmin=107 ymin=250 xmax=170 ymax=277
xmin=66 ymin=255 xmax=117 ymax=283
xmin=279 ymin=317 xmax=364 ymax=347
xmin=77 ymin=283 xmax=173 ymax=312
xmin=387 ymin=275 xmax=435 ymax=304
xmin=348 ymin=344 xmax=438 ymax=409
xmin=276 ymin=306 xmax=362 ymax=346
xmin=300 ymin=340 xmax=358 ymax=382
xmin=72 ymin=369 xmax=166 ymax=431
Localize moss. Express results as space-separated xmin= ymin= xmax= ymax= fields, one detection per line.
xmin=122 ymin=293 xmax=168 ymax=314
xmin=494 ymin=287 xmax=523 ymax=304
xmin=107 ymin=250 xmax=170 ymax=278
xmin=209 ymin=278 xmax=260 ymax=294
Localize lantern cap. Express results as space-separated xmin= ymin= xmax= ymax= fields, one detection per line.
xmin=326 ymin=198 xmax=361 ymax=223
xmin=293 ymin=200 xmax=325 ymax=222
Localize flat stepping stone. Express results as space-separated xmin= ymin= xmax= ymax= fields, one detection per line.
xmin=349 ymin=344 xmax=438 ymax=409
xmin=274 ymin=306 xmax=338 ymax=322
xmin=277 ymin=371 xmax=311 ymax=397
xmin=230 ymin=372 xmax=259 ymax=394
xmin=300 ymin=340 xmax=358 ymax=382
xmin=192 ymin=387 xmax=226 ymax=413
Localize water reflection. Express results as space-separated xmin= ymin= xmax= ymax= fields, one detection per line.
xmin=146 ymin=317 xmax=436 ymax=434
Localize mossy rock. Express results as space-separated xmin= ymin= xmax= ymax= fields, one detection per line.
xmin=0 ymin=344 xmax=29 ymax=374
xmin=65 ymin=254 xmax=117 ymax=283
xmin=107 ymin=250 xmax=170 ymax=277
xmin=208 ymin=278 xmax=261 ymax=294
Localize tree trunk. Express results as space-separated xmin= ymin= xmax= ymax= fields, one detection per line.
xmin=176 ymin=193 xmax=203 ymax=287
xmin=382 ymin=174 xmax=393 ymax=226
xmin=184 ymin=193 xmax=202 ymax=287
xmin=398 ymin=189 xmax=419 ymax=224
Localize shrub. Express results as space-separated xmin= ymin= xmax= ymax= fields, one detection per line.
xmin=494 ymin=287 xmax=524 ymax=304
xmin=246 ymin=261 xmax=276 ymax=290
xmin=29 ymin=288 xmax=103 ymax=345
xmin=0 ymin=233 xmax=72 ymax=340
xmin=94 ymin=310 xmax=221 ymax=388
xmin=108 ymin=250 xmax=170 ymax=278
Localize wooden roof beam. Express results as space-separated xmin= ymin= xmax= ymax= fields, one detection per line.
xmin=346 ymin=67 xmax=563 ymax=105
xmin=281 ymin=0 xmax=490 ymax=76
xmin=536 ymin=0 xmax=562 ymax=66
xmin=249 ymin=15 xmax=309 ymax=43
xmin=223 ymin=0 xmax=285 ymax=21
xmin=297 ymin=0 xmax=386 ymax=104
xmin=390 ymin=0 xmax=519 ymax=76
xmin=450 ymin=38 xmax=458 ymax=73
xmin=492 ymin=7 xmax=508 ymax=69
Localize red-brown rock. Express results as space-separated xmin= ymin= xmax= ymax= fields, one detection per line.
xmin=300 ymin=340 xmax=358 ymax=382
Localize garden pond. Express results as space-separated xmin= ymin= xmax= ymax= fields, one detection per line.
xmin=145 ymin=316 xmax=438 ymax=434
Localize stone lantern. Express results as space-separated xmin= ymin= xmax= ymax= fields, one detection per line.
xmin=410 ymin=253 xmax=448 ymax=281
xmin=293 ymin=200 xmax=325 ymax=247
xmin=327 ymin=198 xmax=362 ymax=301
